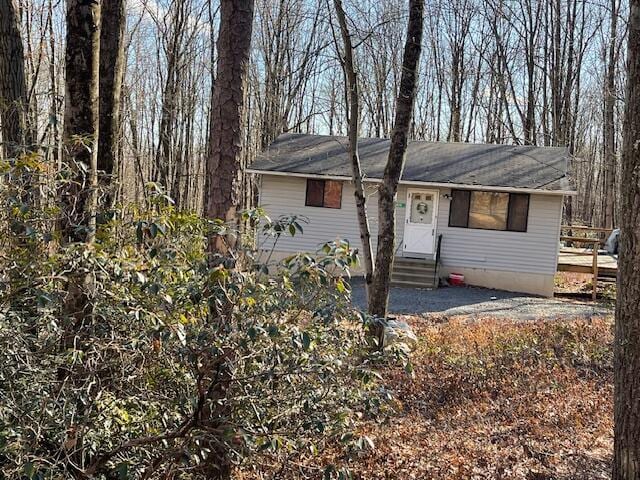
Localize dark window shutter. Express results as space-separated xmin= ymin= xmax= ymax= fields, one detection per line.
xmin=323 ymin=180 xmax=343 ymax=208
xmin=305 ymin=179 xmax=325 ymax=207
xmin=507 ymin=193 xmax=530 ymax=232
xmin=448 ymin=189 xmax=470 ymax=227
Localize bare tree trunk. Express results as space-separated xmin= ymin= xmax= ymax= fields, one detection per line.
xmin=603 ymin=0 xmax=619 ymax=229
xmin=613 ymin=2 xmax=640 ymax=477
xmin=202 ymin=6 xmax=255 ymax=477
xmin=523 ymin=0 xmax=542 ymax=145
xmin=59 ymin=0 xmax=100 ymax=365
xmin=98 ymin=0 xmax=126 ymax=202
xmin=0 ymin=0 xmax=30 ymax=159
xmin=333 ymin=0 xmax=375 ymax=302
xmin=449 ymin=53 xmax=461 ymax=142
xmin=47 ymin=0 xmax=62 ymax=169
xmin=60 ymin=0 xmax=100 ymax=244
xmin=58 ymin=4 xmax=100 ymax=473
xmin=205 ymin=0 xmax=254 ymax=253
xmin=369 ymin=0 xmax=424 ymax=320
xmin=155 ymin=5 xmax=185 ymax=191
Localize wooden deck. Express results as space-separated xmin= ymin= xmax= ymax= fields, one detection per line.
xmin=557 ymin=247 xmax=618 ymax=278
xmin=556 ymin=225 xmax=618 ymax=299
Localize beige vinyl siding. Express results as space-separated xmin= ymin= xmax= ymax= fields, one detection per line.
xmin=258 ymin=175 xmax=563 ymax=276
xmin=259 ymin=175 xmax=407 ymax=255
xmin=435 ymin=189 xmax=563 ymax=275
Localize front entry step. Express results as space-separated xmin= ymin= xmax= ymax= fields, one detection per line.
xmin=391 ymin=257 xmax=438 ymax=289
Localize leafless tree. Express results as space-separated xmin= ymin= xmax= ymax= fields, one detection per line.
xmin=57 ymin=4 xmax=101 ymax=473
xmin=60 ymin=0 xmax=100 ymax=243
xmin=369 ymin=0 xmax=424 ymax=320
xmin=603 ymin=0 xmax=623 ymax=229
xmin=614 ymin=2 xmax=640 ymax=478
xmin=332 ymin=0 xmax=375 ymax=302
xmin=98 ymin=0 xmax=126 ymax=204
xmin=0 ymin=0 xmax=30 ymax=159
xmin=6 ymin=0 xmax=631 ymax=232
xmin=205 ymin=0 xmax=255 ymax=252
xmin=254 ymin=0 xmax=326 ymax=148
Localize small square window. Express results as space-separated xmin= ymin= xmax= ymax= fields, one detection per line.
xmin=305 ymin=179 xmax=342 ymax=209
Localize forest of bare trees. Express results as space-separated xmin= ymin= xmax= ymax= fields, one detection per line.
xmin=0 ymin=0 xmax=630 ymax=228
xmin=2 ymin=0 xmax=640 ymax=478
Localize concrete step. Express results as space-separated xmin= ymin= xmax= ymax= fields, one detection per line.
xmin=391 ymin=257 xmax=439 ymax=289
xmin=390 ymin=278 xmax=437 ymax=289
xmin=392 ymin=277 xmax=436 ymax=287
xmin=391 ymin=270 xmax=436 ymax=281
xmin=393 ymin=264 xmax=436 ymax=275
xmin=394 ymin=257 xmax=436 ymax=268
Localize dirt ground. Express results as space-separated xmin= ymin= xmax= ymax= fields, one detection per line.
xmin=240 ymin=276 xmax=616 ymax=480
xmin=337 ymin=315 xmax=614 ymax=479
xmin=238 ymin=313 xmax=614 ymax=479
xmin=555 ymin=272 xmax=616 ymax=302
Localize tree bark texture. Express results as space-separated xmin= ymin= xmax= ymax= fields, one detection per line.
xmin=333 ymin=0 xmax=375 ymax=302
xmin=205 ymin=0 xmax=255 ymax=252
xmin=603 ymin=0 xmax=618 ymax=229
xmin=0 ymin=0 xmax=29 ymax=159
xmin=369 ymin=0 xmax=424 ymax=319
xmin=58 ymin=3 xmax=101 ymax=470
xmin=98 ymin=0 xmax=126 ymax=187
xmin=614 ymin=1 xmax=640 ymax=477
xmin=60 ymin=0 xmax=100 ymax=244
xmin=202 ymin=2 xmax=254 ymax=477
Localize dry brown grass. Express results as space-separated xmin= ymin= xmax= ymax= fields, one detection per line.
xmin=237 ymin=315 xmax=614 ymax=479
xmin=555 ymin=272 xmax=616 ymax=301
xmin=346 ymin=316 xmax=613 ymax=479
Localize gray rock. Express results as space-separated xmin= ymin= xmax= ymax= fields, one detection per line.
xmin=383 ymin=319 xmax=418 ymax=349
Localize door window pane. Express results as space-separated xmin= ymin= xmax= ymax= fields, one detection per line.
xmin=468 ymin=191 xmax=509 ymax=230
xmin=410 ymin=193 xmax=433 ymax=224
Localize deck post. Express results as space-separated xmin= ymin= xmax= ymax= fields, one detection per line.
xmin=559 ymin=227 xmax=617 ymax=301
xmin=592 ymin=239 xmax=599 ymax=301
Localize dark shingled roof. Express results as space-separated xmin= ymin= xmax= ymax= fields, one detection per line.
xmin=250 ymin=133 xmax=574 ymax=192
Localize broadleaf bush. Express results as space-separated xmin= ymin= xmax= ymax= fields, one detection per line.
xmin=0 ymin=160 xmax=388 ymax=479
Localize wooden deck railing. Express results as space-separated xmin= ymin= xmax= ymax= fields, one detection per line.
xmin=559 ymin=237 xmax=599 ymax=300
xmin=559 ymin=225 xmax=614 ymax=301
xmin=561 ymin=225 xmax=613 ymax=247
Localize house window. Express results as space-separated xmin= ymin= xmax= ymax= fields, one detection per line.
xmin=448 ymin=189 xmax=529 ymax=232
xmin=469 ymin=191 xmax=509 ymax=230
xmin=305 ymin=179 xmax=342 ymax=209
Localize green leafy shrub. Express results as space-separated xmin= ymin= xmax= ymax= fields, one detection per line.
xmin=0 ymin=161 xmax=385 ymax=479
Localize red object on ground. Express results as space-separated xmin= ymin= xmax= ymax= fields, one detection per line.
xmin=449 ymin=273 xmax=465 ymax=286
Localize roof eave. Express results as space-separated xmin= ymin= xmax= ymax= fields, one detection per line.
xmin=246 ymin=168 xmax=578 ymax=196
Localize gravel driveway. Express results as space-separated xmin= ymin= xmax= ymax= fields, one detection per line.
xmin=349 ymin=278 xmax=613 ymax=320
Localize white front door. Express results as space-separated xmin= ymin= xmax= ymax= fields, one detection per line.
xmin=403 ymin=189 xmax=438 ymax=256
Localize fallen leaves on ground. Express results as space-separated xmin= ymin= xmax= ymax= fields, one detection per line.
xmin=349 ymin=316 xmax=613 ymax=479
xmin=555 ymin=272 xmax=616 ymax=301
xmin=238 ymin=315 xmax=614 ymax=479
